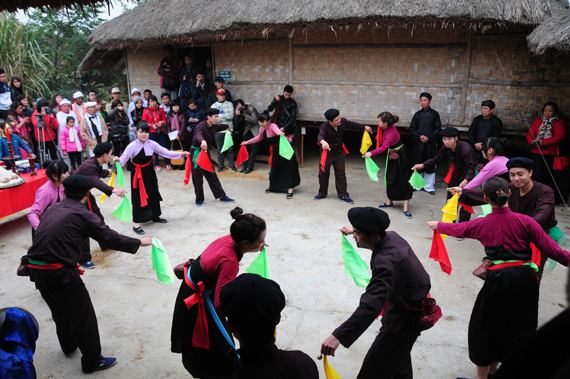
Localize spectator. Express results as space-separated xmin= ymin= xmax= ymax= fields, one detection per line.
xmin=15 ymin=95 xmax=36 ymax=155
xmin=179 ymin=54 xmax=199 ymax=84
xmin=233 ymin=99 xmax=259 ymax=174
xmin=87 ymin=89 xmax=97 ymax=102
xmin=80 ymin=101 xmax=108 ymax=157
xmin=127 ymin=88 xmax=148 ymax=128
xmin=0 ymin=120 xmax=35 ymax=165
xmin=0 ymin=69 xmax=10 ymax=120
xmin=129 ymin=97 xmax=145 ymax=142
xmin=10 ymin=76 xmax=24 ymax=101
xmin=166 ymin=99 xmax=186 ymax=170
xmin=468 ymin=100 xmax=503 ymax=165
xmin=16 ymin=95 xmax=34 ymax=117
xmin=186 ymin=72 xmax=209 ymax=109
xmin=56 ymin=98 xmax=78 ymax=169
xmin=181 ymin=98 xmax=203 ymax=149
xmin=211 ymin=89 xmax=236 ymax=172
xmin=143 ymin=89 xmax=152 ymax=102
xmin=160 ymin=93 xmax=171 ymax=114
xmin=50 ymin=93 xmax=63 ymax=112
xmin=204 ymin=59 xmax=214 ymax=86
xmin=267 ymin=85 xmax=297 ymax=136
xmin=106 ymin=87 xmax=122 ymax=113
xmin=206 ymin=76 xmax=233 ymax=108
xmin=96 ymin=99 xmax=109 ymax=126
xmin=72 ymin=91 xmax=87 ymax=123
xmin=7 ymin=101 xmax=33 ymax=156
xmin=142 ymin=94 xmax=168 ymax=170
xmin=157 ymin=45 xmax=181 ymax=101
xmin=108 ymin=99 xmax=130 ymax=157
xmin=31 ymin=99 xmax=59 ymax=161
xmin=60 ymin=116 xmax=85 ymax=170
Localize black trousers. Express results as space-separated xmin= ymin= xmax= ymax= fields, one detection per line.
xmin=357 ymin=328 xmax=418 ymax=379
xmin=318 ymin=149 xmax=348 ymax=198
xmin=191 ymin=152 xmax=226 ymax=203
xmin=36 ymin=275 xmax=102 ymax=372
xmin=68 ymin=151 xmax=82 ymax=169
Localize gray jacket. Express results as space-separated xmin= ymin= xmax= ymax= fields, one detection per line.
xmin=233 ymin=104 xmax=259 ymax=137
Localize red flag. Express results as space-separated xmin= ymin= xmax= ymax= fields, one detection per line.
xmin=376 ymin=129 xmax=382 ymax=148
xmin=429 ymin=230 xmax=452 ymax=275
xmin=269 ymin=145 xmax=273 ymax=167
xmin=320 ymin=149 xmax=328 ymax=171
xmin=196 ymin=149 xmax=214 ymax=172
xmin=183 ymin=156 xmax=192 ymax=185
xmin=530 ymin=243 xmax=541 ymax=268
xmin=342 ymin=144 xmax=349 ymax=155
xmin=459 ymin=202 xmax=475 ymax=214
xmin=236 ymin=145 xmax=249 ymax=167
xmin=443 ymin=164 xmax=455 ymax=184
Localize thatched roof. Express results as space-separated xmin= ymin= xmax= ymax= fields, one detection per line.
xmin=0 ymin=0 xmax=123 ymax=12
xmin=77 ymin=47 xmax=125 ymax=73
xmin=527 ymin=10 xmax=570 ymax=53
xmin=88 ymin=0 xmax=570 ymax=50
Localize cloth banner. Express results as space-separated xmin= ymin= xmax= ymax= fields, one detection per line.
xmin=111 ymin=196 xmax=132 ymax=222
xmin=323 ymin=355 xmax=342 ymax=379
xmin=341 ymin=234 xmax=370 ymax=288
xmin=235 ymin=144 xmax=249 ymax=167
xmin=183 ymin=156 xmax=192 ymax=185
xmin=151 ymin=238 xmax=176 ymax=285
xmin=220 ymin=130 xmax=233 ymax=153
xmin=320 ymin=149 xmax=328 ymax=172
xmin=478 ymin=204 xmax=492 ymax=218
xmin=364 ymin=157 xmax=379 ymax=182
xmin=376 ymin=129 xmax=383 ymax=148
xmin=197 ymin=149 xmax=214 ymax=172
xmin=360 ymin=131 xmax=373 ymax=155
xmin=99 ymin=172 xmax=115 ymax=203
xmin=279 ymin=135 xmax=294 ymax=160
xmin=440 ymin=193 xmax=459 ymax=239
xmin=408 ymin=170 xmax=426 ymax=188
xmin=115 ymin=161 xmax=125 ymax=188
xmin=245 ymin=247 xmax=269 ymax=278
xmin=430 ymin=230 xmax=452 ymax=275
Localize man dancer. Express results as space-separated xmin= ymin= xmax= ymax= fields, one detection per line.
xmin=191 ymin=108 xmax=235 ymax=206
xmin=315 ymin=108 xmax=372 ymax=204
xmin=410 ymin=92 xmax=441 ymax=194
xmin=321 ymin=207 xmax=431 ymax=378
xmin=26 ymin=175 xmax=152 ymax=373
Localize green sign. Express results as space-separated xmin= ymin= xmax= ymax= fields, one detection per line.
xmin=219 ymin=71 xmax=231 ymax=81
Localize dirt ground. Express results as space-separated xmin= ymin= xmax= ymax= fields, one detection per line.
xmin=1 ymin=153 xmax=568 ymax=379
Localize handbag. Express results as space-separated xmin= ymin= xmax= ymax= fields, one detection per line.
xmin=553 ymin=146 xmax=569 ymax=171
xmin=472 ymin=258 xmax=493 ymax=280
xmin=418 ymin=298 xmax=442 ymax=329
xmin=170 ymin=140 xmax=185 ymax=165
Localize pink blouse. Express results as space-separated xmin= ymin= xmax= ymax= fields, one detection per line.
xmin=244 ymin=123 xmax=281 ymax=145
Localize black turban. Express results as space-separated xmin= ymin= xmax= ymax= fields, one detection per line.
xmin=204 ymin=108 xmax=220 ymax=118
xmin=93 ymin=142 xmax=113 ymax=158
xmin=440 ymin=127 xmax=459 ymax=137
xmin=324 ymin=108 xmax=340 ymax=121
xmin=420 ymin=92 xmax=432 ymax=100
xmin=481 ymin=100 xmax=496 ymax=109
xmin=507 ymin=157 xmax=535 ymax=171
xmin=348 ymin=207 xmax=390 ymax=234
xmin=63 ymin=175 xmax=93 ymax=200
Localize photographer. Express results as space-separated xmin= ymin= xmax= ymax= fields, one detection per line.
xmin=157 ymin=45 xmax=181 ymax=101
xmin=142 ymin=95 xmax=168 ymax=171
xmin=80 ymin=101 xmax=109 ymax=158
xmin=233 ymin=99 xmax=259 ymax=173
xmin=108 ymin=100 xmax=130 ymax=157
xmin=31 ymin=99 xmax=59 ymax=161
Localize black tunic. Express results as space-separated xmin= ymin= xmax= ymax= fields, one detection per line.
xmin=423 ymin=140 xmax=476 ymax=195
xmin=468 ymin=115 xmax=503 ymax=162
xmin=131 ymin=148 xmax=161 ymax=223
xmin=385 ymin=136 xmax=413 ymax=201
xmin=410 ymin=107 xmax=441 ymax=173
xmin=234 ymin=344 xmax=319 ymax=379
xmin=266 ymin=132 xmax=300 ymax=192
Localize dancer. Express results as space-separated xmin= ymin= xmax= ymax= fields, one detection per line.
xmin=28 ymin=160 xmax=69 ymax=233
xmin=171 ymin=207 xmax=266 ymax=379
xmin=364 ymin=112 xmax=413 ymax=218
xmin=241 ymin=112 xmax=300 ymax=198
xmin=428 ymin=177 xmax=570 ymax=379
xmin=115 ymin=122 xmax=189 ymax=235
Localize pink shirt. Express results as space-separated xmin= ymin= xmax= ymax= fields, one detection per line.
xmin=244 ymin=123 xmax=281 ymax=144
xmin=200 ymin=235 xmax=243 ymax=310
xmin=28 ymin=180 xmax=66 ymax=230
xmin=464 ymin=155 xmax=509 ymax=190
xmin=370 ymin=125 xmax=400 ymax=156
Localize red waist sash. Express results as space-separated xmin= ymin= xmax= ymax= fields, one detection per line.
xmin=183 ymin=266 xmax=210 ymax=350
xmin=132 ymin=160 xmax=152 ymax=207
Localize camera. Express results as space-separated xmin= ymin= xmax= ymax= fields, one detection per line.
xmin=34 ymin=113 xmax=44 ymax=127
xmin=44 ymin=107 xmax=53 ymax=115
xmin=238 ymin=108 xmax=246 ymax=115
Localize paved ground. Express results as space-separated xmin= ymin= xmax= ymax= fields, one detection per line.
xmin=1 ymin=153 xmax=568 ymax=379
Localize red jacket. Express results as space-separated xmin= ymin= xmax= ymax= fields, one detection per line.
xmin=31 ymin=110 xmax=59 ymax=142
xmin=142 ymin=107 xmax=166 ymax=133
xmin=526 ymin=118 xmax=566 ymax=155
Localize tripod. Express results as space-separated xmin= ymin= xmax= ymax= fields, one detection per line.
xmin=34 ymin=114 xmax=49 ymax=164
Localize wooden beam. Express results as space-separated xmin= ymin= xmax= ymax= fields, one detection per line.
xmin=459 ymin=29 xmax=473 ymax=123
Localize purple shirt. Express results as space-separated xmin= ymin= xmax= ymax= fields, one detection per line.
xmin=118 ymin=139 xmax=183 ymax=167
xmin=28 ymin=180 xmax=65 ymax=230
xmin=464 ymin=155 xmax=509 ymax=190
xmin=369 ymin=125 xmax=400 ymax=156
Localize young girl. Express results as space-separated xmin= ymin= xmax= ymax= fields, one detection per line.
xmin=142 ymin=95 xmax=167 ymax=171
xmin=60 ymin=117 xmax=86 ymax=170
xmin=241 ymin=112 xmax=300 ymax=198
xmin=0 ymin=121 xmax=35 ymax=164
xmin=115 ymin=122 xmax=189 ymax=235
xmin=166 ymin=99 xmax=186 ymax=170
xmin=10 ymin=77 xmax=24 ymax=101
xmin=130 ymin=97 xmax=145 ymax=142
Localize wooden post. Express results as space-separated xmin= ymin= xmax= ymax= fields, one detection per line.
xmin=459 ymin=30 xmax=473 ymax=124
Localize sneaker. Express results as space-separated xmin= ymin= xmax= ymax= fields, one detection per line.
xmin=313 ymin=195 xmax=325 ymax=200
xmin=83 ymin=357 xmax=117 ymax=373
xmin=341 ymin=196 xmax=354 ymax=204
xmin=403 ymin=211 xmax=412 ymax=219
xmin=196 ymin=201 xmax=203 ymax=207
xmin=133 ymin=227 xmax=145 ymax=235
xmin=217 ymin=166 xmax=225 ymax=173
xmin=220 ymin=196 xmax=235 ymax=203
xmin=152 ymin=217 xmax=168 ymax=223
xmin=156 ymin=165 xmax=161 ymax=172
xmin=81 ymin=261 xmax=95 ymax=269
xmin=166 ymin=164 xmax=172 ymax=170
xmin=229 ymin=166 xmax=237 ymax=172
xmin=378 ymin=203 xmax=394 ymax=208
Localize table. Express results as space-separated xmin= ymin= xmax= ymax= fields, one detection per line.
xmin=0 ymin=170 xmax=48 ymax=219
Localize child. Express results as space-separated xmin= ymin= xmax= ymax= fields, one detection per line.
xmin=60 ymin=116 xmax=85 ymax=170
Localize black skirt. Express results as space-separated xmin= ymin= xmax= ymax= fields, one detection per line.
xmin=266 ymin=134 xmax=300 ymax=192
xmin=385 ymin=145 xmax=413 ymax=201
xmin=130 ymin=148 xmax=162 ymax=223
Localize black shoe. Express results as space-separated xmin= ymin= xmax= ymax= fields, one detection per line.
xmin=153 ymin=217 xmax=168 ymax=223
xmin=133 ymin=227 xmax=145 ymax=235
xmin=239 ymin=167 xmax=246 ymax=173
xmin=229 ymin=166 xmax=237 ymax=172
xmin=265 ymin=188 xmax=271 ymax=194
xmin=217 ymin=166 xmax=225 ymax=173
xmin=286 ymin=192 xmax=293 ymax=199
xmin=244 ymin=168 xmax=253 ymax=174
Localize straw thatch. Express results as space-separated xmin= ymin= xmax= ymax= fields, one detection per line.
xmin=528 ymin=10 xmax=570 ymax=53
xmin=88 ymin=0 xmax=570 ymax=50
xmin=0 ymin=0 xmax=123 ymax=12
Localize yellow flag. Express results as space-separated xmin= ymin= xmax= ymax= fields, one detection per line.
xmin=440 ymin=193 xmax=459 ymax=239
xmin=360 ymin=131 xmax=373 ymax=155
xmin=323 ymin=356 xmax=342 ymax=379
xmin=100 ymin=173 xmax=116 ymax=203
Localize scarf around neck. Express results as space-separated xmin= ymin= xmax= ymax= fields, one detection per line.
xmin=538 ymin=115 xmax=559 ymax=140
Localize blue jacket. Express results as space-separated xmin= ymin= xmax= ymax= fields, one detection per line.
xmin=0 ymin=134 xmax=32 ymax=159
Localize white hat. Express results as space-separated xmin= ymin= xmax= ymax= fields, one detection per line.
xmin=60 ymin=99 xmax=72 ymax=106
xmin=131 ymin=88 xmax=141 ymax=95
xmin=85 ymin=101 xmax=97 ymax=108
xmin=111 ymin=87 xmax=121 ymax=93
xmin=73 ymin=91 xmax=84 ymax=99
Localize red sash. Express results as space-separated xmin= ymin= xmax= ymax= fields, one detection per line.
xmin=132 ymin=160 xmax=152 ymax=207
xmin=487 ymin=260 xmax=533 ymax=271
xmin=444 ymin=164 xmax=455 ymax=184
xmin=27 ymin=263 xmax=85 ymax=275
xmin=183 ymin=266 xmax=210 ymax=350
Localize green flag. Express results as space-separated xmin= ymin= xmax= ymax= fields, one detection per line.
xmin=151 ymin=238 xmax=176 ymax=285
xmin=478 ymin=204 xmax=492 ymax=218
xmin=245 ymin=247 xmax=269 ymax=278
xmin=408 ymin=170 xmax=426 ymax=188
xmin=220 ymin=130 xmax=233 ymax=153
xmin=111 ymin=196 xmax=132 ymax=222
xmin=364 ymin=157 xmax=379 ymax=182
xmin=279 ymin=135 xmax=294 ymax=160
xmin=115 ymin=161 xmax=125 ymax=188
xmin=341 ymin=234 xmax=371 ymax=288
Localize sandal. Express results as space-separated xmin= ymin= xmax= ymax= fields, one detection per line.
xmin=378 ymin=203 xmax=393 ymax=208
